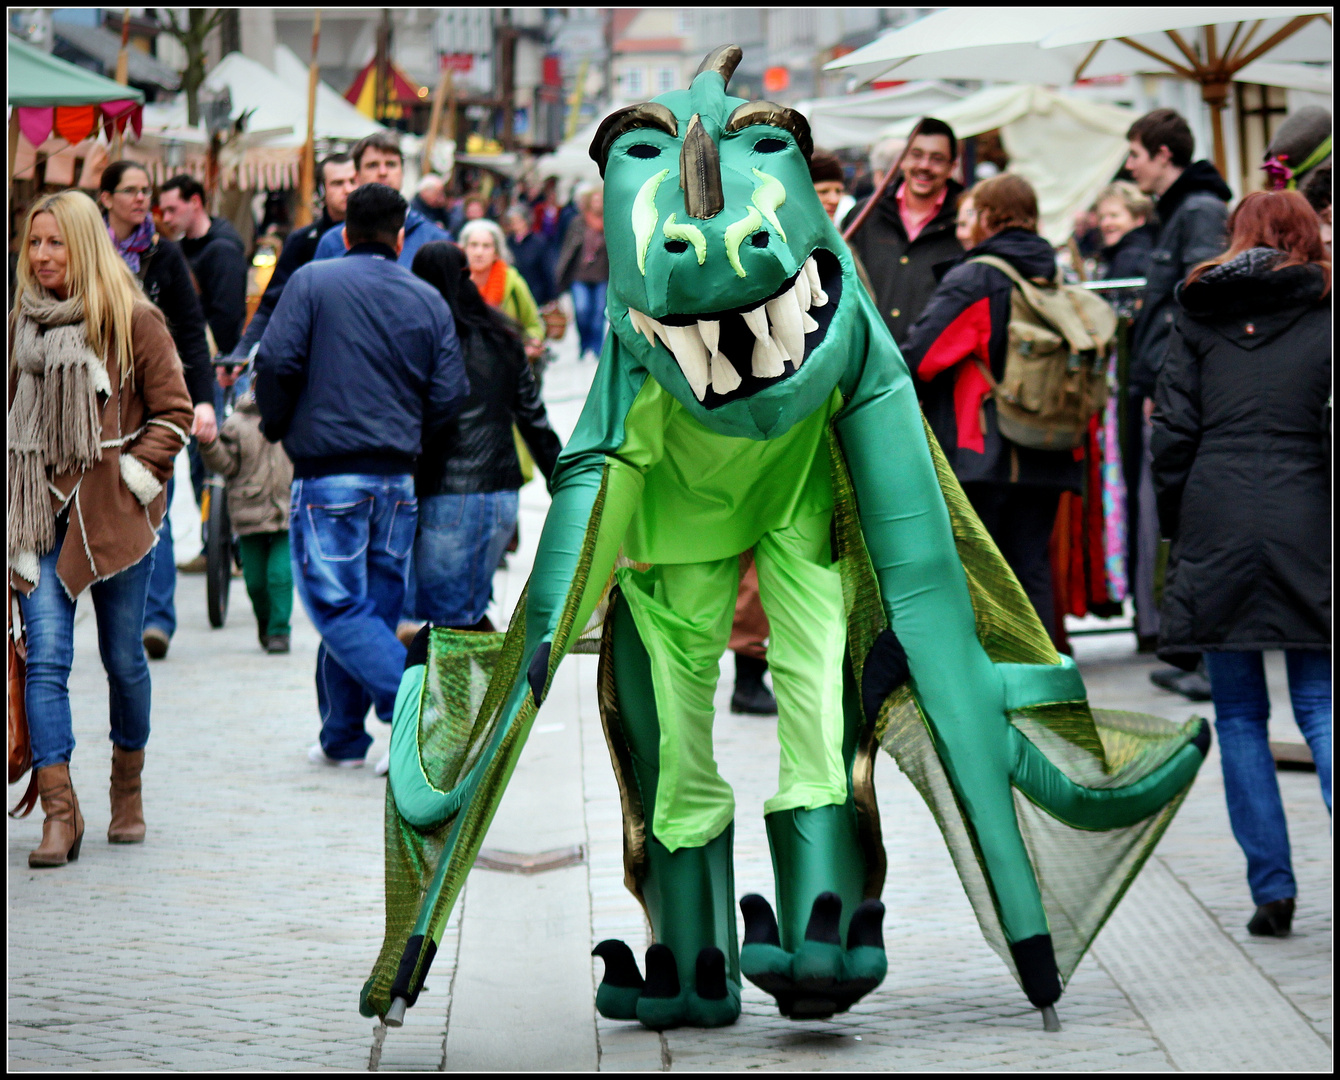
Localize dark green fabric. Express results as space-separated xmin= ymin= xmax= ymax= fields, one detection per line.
xmin=236 ymin=531 xmax=292 ymax=637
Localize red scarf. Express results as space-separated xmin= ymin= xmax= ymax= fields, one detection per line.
xmin=480 ymin=259 xmax=507 ymax=308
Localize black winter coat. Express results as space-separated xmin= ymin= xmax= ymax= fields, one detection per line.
xmin=1128 ymin=161 xmax=1231 ymax=396
xmin=1151 ymin=249 xmax=1330 ymax=655
xmin=902 ymin=228 xmax=1082 ymax=491
xmin=842 ymin=177 xmax=965 ymax=347
xmin=415 ymin=322 xmax=562 ymax=497
xmin=138 ymin=233 xmax=215 ymax=406
xmin=235 ymin=210 xmax=341 ymax=356
xmin=1097 ymin=223 xmax=1155 ymax=281
xmin=179 ymin=216 xmax=249 ymax=356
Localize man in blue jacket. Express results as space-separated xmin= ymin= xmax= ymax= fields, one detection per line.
xmin=311 ymin=131 xmax=447 ymax=267
xmin=255 ymin=183 xmax=470 ymax=767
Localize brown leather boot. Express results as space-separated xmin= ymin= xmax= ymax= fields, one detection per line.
xmin=28 ymin=763 xmax=85 ymax=868
xmin=108 ymin=746 xmax=146 ymax=844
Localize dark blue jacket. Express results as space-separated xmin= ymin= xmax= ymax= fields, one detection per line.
xmin=254 ymin=243 xmax=470 ymax=478
xmin=312 ymin=206 xmax=448 ymax=267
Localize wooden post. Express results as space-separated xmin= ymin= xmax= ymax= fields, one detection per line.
xmin=9 ymin=111 xmax=21 ymax=189
xmin=445 ymin=68 xmax=457 ymax=144
xmin=111 ymin=9 xmax=132 ymax=159
xmin=295 ymin=10 xmax=321 ymax=228
xmin=422 ymin=64 xmax=451 ymax=175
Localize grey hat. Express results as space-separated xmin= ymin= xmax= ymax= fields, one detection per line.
xmin=1264 ymin=106 xmax=1333 ymax=187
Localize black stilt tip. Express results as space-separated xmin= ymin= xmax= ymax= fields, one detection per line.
xmin=593 ymin=939 xmax=644 ymax=989
xmin=846 ymin=898 xmax=886 ymax=950
xmin=643 ymin=943 xmax=681 ymax=999
xmin=1009 ymin=934 xmax=1061 ymax=1009
xmin=695 ymin=946 xmax=728 ymax=1001
xmin=1041 ymin=1005 xmax=1061 ymax=1032
xmin=527 ymin=642 xmax=552 ymax=704
xmin=804 ymin=892 xmax=843 ymax=945
xmin=1191 ymin=716 xmax=1212 ymax=757
xmin=862 ymin=628 xmax=911 ymax=723
xmin=740 ymin=893 xmax=781 ymax=946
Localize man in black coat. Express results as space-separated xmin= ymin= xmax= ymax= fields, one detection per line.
xmin=1123 ymin=109 xmax=1230 ymax=685
xmin=158 ymin=173 xmax=249 ymax=357
xmin=842 ymin=117 xmax=965 ymax=350
xmin=230 ymin=154 xmax=359 ymax=360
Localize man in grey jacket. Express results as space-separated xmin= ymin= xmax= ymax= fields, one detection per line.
xmin=1124 ymin=107 xmax=1230 ymax=695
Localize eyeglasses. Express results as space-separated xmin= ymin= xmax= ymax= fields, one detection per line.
xmin=114 ymin=187 xmax=153 ymax=197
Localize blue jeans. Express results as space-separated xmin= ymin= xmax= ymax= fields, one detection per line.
xmin=143 ymin=472 xmax=178 ymax=638
xmin=1204 ymin=650 xmax=1332 ymax=906
xmin=570 ymin=279 xmax=608 ymax=357
xmin=406 ymin=490 xmax=519 ymax=627
xmin=290 ymin=474 xmax=418 ymax=761
xmin=19 ymin=517 xmax=155 ymax=769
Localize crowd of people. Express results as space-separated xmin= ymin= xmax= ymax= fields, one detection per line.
xmin=8 ymin=101 xmax=1330 ymax=939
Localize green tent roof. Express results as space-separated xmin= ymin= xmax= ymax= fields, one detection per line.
xmin=8 ymin=35 xmax=146 ymax=107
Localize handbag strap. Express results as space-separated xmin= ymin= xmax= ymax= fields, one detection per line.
xmin=9 ymin=770 xmax=38 ymax=819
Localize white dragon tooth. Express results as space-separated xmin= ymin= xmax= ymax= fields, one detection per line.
xmin=664 ymin=323 xmax=710 ymax=401
xmin=697 ymin=319 xmax=719 ymax=356
xmin=801 ymin=309 xmax=820 ymax=334
xmin=710 ymin=351 xmax=742 ymax=394
xmin=751 ymin=333 xmax=787 ymax=378
xmin=628 ymin=308 xmax=658 ymax=348
xmin=741 ymin=305 xmax=770 ymax=344
xmin=766 ymin=290 xmax=805 ymax=366
xmin=793 ymin=266 xmax=812 ymax=310
xmin=805 ymin=256 xmax=829 ymax=308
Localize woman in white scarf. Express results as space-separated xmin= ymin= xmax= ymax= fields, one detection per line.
xmin=9 ymin=190 xmax=193 ymax=869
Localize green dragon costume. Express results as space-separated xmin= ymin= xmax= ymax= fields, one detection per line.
xmin=362 ymin=46 xmax=1209 ymax=1035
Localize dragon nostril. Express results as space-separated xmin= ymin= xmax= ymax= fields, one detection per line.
xmin=749 ymin=231 xmax=770 ymax=248
xmin=664 ymin=240 xmax=690 ymax=254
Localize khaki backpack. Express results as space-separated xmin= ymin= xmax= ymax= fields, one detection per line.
xmin=968 ymin=255 xmax=1118 ymax=451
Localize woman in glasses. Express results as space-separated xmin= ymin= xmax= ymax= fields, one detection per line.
xmin=97 ymin=162 xmax=215 ymax=660
xmin=9 ymin=190 xmax=194 ymax=867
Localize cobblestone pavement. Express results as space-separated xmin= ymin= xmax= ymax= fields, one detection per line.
xmin=8 ymin=346 xmax=1331 ymax=1072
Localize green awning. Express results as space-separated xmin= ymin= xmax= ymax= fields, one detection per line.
xmin=8 ymin=35 xmax=146 ymax=107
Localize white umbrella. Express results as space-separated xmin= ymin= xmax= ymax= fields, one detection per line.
xmin=828 ymin=8 xmax=1333 ymax=175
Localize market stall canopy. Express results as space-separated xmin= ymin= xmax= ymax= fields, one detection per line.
xmin=345 ymin=58 xmax=426 ymax=121
xmin=272 ymin=44 xmax=389 ymax=144
xmin=9 ymin=35 xmax=145 ymax=150
xmin=143 ymin=50 xmax=385 ymax=147
xmin=881 ymin=84 xmax=1137 ymax=246
xmin=826 ymin=8 xmax=1333 ymax=175
xmin=531 ymin=115 xmax=604 ymax=202
xmin=794 ymin=81 xmax=973 ymax=150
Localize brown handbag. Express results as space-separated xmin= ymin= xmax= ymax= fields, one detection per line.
xmin=8 ymin=581 xmax=38 ymax=818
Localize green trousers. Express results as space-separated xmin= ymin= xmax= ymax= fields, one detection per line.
xmin=237 ymin=531 xmax=293 ymax=638
xmin=618 ymin=508 xmax=849 ymax=852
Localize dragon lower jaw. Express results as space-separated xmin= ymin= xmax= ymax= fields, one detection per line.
xmin=627 ymin=252 xmax=838 ymax=405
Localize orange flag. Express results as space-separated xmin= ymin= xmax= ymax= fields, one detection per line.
xmin=54 ymin=105 xmax=97 ymax=145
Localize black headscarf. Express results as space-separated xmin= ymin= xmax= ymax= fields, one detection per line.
xmin=412 ymin=240 xmax=523 ymax=345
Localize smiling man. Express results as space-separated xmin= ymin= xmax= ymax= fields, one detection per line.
xmin=843 ymin=117 xmax=964 ymax=349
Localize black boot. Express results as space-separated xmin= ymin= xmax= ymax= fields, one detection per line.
xmin=731 ymin=654 xmax=777 ymax=716
xmin=1247 ymin=897 xmax=1295 ymax=937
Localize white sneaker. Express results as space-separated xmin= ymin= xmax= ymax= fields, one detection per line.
xmin=374 ymin=752 xmax=390 ymax=777
xmin=307 ymin=742 xmax=365 ymax=768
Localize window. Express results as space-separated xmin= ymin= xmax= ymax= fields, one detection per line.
xmin=624 ymin=67 xmax=644 ymax=97
xmin=656 ymin=67 xmax=677 ymax=93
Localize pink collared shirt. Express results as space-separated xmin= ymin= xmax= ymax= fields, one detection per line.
xmin=897 ymin=182 xmax=948 ymax=242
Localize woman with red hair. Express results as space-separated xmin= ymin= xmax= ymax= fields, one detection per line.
xmin=1151 ymin=190 xmax=1331 ymax=938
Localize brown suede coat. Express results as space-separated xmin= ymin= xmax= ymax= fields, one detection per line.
xmin=9 ymin=301 xmax=193 ymax=599
xmin=198 ymin=395 xmax=293 ymax=535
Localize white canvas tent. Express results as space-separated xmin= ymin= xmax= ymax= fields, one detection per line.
xmin=531 ymin=116 xmax=604 ymax=203
xmin=795 ymin=81 xmax=972 ymax=150
xmin=881 ymin=84 xmax=1138 ymax=245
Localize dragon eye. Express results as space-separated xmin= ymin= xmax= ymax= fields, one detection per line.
xmin=753 ymin=138 xmax=787 ymax=154
xmin=628 ymin=144 xmax=662 ymax=159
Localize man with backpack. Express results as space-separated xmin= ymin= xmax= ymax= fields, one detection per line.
xmin=902 ymin=174 xmax=1114 ymax=644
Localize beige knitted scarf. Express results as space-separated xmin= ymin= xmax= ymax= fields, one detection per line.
xmin=8 ymin=292 xmax=110 ymax=563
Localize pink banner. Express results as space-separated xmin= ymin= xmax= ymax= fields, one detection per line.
xmin=18 ymin=106 xmax=54 ymax=149
xmin=99 ymin=99 xmax=138 ymax=121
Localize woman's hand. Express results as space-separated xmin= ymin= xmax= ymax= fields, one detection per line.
xmin=192 ymin=402 xmax=218 ymax=443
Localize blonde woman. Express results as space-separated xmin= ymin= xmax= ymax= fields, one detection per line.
xmin=1094 ymin=180 xmax=1155 ymax=281
xmin=458 ymin=218 xmax=545 ymax=355
xmin=8 ymin=191 xmax=193 ymax=868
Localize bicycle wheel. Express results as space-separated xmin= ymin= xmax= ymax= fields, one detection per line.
xmin=206 ymin=482 xmax=232 ymax=628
